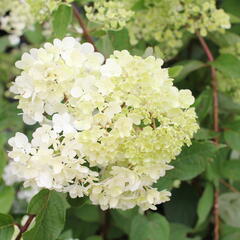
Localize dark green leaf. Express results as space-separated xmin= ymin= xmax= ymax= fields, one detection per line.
xmin=53 ymin=4 xmax=72 ymax=38
xmin=0 ymin=186 xmax=15 ymax=214
xmin=96 ymin=34 xmax=114 ymax=58
xmin=73 ymin=204 xmax=101 ymax=223
xmin=130 ymin=215 xmax=149 ymax=240
xmin=169 ymin=142 xmax=217 ymax=181
xmin=224 ymin=130 xmax=240 ymax=151
xmin=24 ymin=24 xmax=45 ymax=44
xmin=196 ymin=183 xmax=214 ymax=228
xmin=222 ymin=160 xmax=240 ymax=180
xmin=164 ymin=184 xmax=198 ymax=227
xmin=0 ymin=37 xmax=10 ymax=53
xmin=130 ymin=213 xmax=170 ymax=240
xmin=170 ymin=224 xmax=200 ymax=240
xmin=86 ymin=236 xmax=103 ymax=240
xmin=109 ymin=28 xmax=131 ymax=51
xmin=211 ymin=54 xmax=240 ymax=79
xmin=222 ymin=0 xmax=240 ymax=18
xmin=23 ymin=190 xmax=69 ymax=240
xmin=0 ymin=214 xmax=14 ymax=240
xmin=147 ymin=213 xmax=170 ymax=240
xmin=175 ymin=60 xmax=206 ymax=82
xmin=169 ymin=65 xmax=184 ymax=78
xmin=194 ymin=89 xmax=213 ymax=122
xmin=208 ymin=31 xmax=240 ymax=48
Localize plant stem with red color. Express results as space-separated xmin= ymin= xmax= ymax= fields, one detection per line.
xmin=196 ymin=32 xmax=220 ymax=240
xmin=72 ymin=4 xmax=97 ymax=51
xmin=15 ymin=214 xmax=35 ymax=240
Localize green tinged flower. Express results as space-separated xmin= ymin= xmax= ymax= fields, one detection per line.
xmin=85 ymin=0 xmax=134 ymax=31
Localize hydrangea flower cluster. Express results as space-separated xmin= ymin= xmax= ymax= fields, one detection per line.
xmin=0 ymin=0 xmax=34 ymax=38
xmin=26 ymin=0 xmax=74 ymax=23
xmin=86 ymin=0 xmax=230 ymax=59
xmin=6 ymin=37 xmax=199 ymax=211
xmin=127 ymin=0 xmax=230 ymax=59
xmin=0 ymin=0 xmax=73 ymax=39
xmin=85 ymin=0 xmax=134 ymax=31
xmin=217 ymin=44 xmax=240 ymax=103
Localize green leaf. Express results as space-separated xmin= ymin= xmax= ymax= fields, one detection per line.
xmin=73 ymin=204 xmax=101 ymax=223
xmin=169 ymin=142 xmax=217 ymax=181
xmin=109 ymin=28 xmax=131 ymax=51
xmin=96 ymin=34 xmax=114 ymax=58
xmin=205 ymin=147 xmax=230 ymax=185
xmin=224 ymin=130 xmax=240 ymax=151
xmin=219 ymin=93 xmax=240 ymax=114
xmin=24 ymin=24 xmax=45 ymax=44
xmin=211 ymin=54 xmax=240 ymax=79
xmin=0 ymin=214 xmax=14 ymax=240
xmin=194 ymin=128 xmax=219 ymax=140
xmin=147 ymin=213 xmax=170 ymax=240
xmin=23 ymin=190 xmax=69 ymax=240
xmin=0 ymin=37 xmax=10 ymax=53
xmin=111 ymin=209 xmax=137 ymax=234
xmin=175 ymin=60 xmax=206 ymax=82
xmin=208 ymin=31 xmax=240 ymax=48
xmin=86 ymin=236 xmax=103 ymax=240
xmin=222 ymin=160 xmax=240 ymax=180
xmin=170 ymin=224 xmax=200 ymax=240
xmin=222 ymin=0 xmax=240 ymax=18
xmin=169 ymin=65 xmax=184 ymax=78
xmin=164 ymin=184 xmax=198 ymax=227
xmin=130 ymin=215 xmax=149 ymax=240
xmin=0 ymin=186 xmax=15 ymax=214
xmin=196 ymin=183 xmax=214 ymax=228
xmin=53 ymin=4 xmax=72 ymax=38
xmin=221 ymin=224 xmax=240 ymax=240
xmin=130 ymin=213 xmax=170 ymax=240
xmin=194 ymin=89 xmax=213 ymax=122
xmin=229 ymin=13 xmax=240 ymax=24
xmin=219 ymin=193 xmax=240 ymax=228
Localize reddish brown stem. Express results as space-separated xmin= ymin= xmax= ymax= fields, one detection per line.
xmin=213 ymin=191 xmax=220 ymax=240
xmin=197 ymin=32 xmax=219 ymax=137
xmin=72 ymin=4 xmax=97 ymax=51
xmin=197 ymin=32 xmax=220 ymax=240
xmin=220 ymin=179 xmax=240 ymax=193
xmin=15 ymin=215 xmax=35 ymax=240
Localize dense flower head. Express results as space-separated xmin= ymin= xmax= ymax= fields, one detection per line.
xmin=126 ymin=0 xmax=230 ymax=59
xmin=218 ymin=44 xmax=240 ymax=103
xmin=217 ymin=71 xmax=240 ymax=103
xmin=85 ymin=0 xmax=134 ymax=31
xmin=83 ymin=0 xmax=230 ymax=59
xmin=0 ymin=0 xmax=34 ymax=37
xmin=0 ymin=0 xmax=73 ymax=38
xmin=6 ymin=37 xmax=199 ymax=211
xmin=26 ymin=0 xmax=74 ymax=22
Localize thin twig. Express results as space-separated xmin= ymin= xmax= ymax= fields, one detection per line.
xmin=220 ymin=179 xmax=240 ymax=193
xmin=196 ymin=32 xmax=220 ymax=240
xmin=15 ymin=215 xmax=35 ymax=240
xmin=72 ymin=4 xmax=97 ymax=51
xmin=196 ymin=32 xmax=219 ymax=137
xmin=213 ymin=191 xmax=220 ymax=240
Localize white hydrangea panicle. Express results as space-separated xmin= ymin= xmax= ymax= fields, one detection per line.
xmin=6 ymin=126 xmax=99 ymax=196
xmin=7 ymin=37 xmax=199 ymax=211
xmin=0 ymin=0 xmax=74 ymax=38
xmin=127 ymin=0 xmax=230 ymax=59
xmin=85 ymin=0 xmax=134 ymax=31
xmin=0 ymin=0 xmax=34 ymax=38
